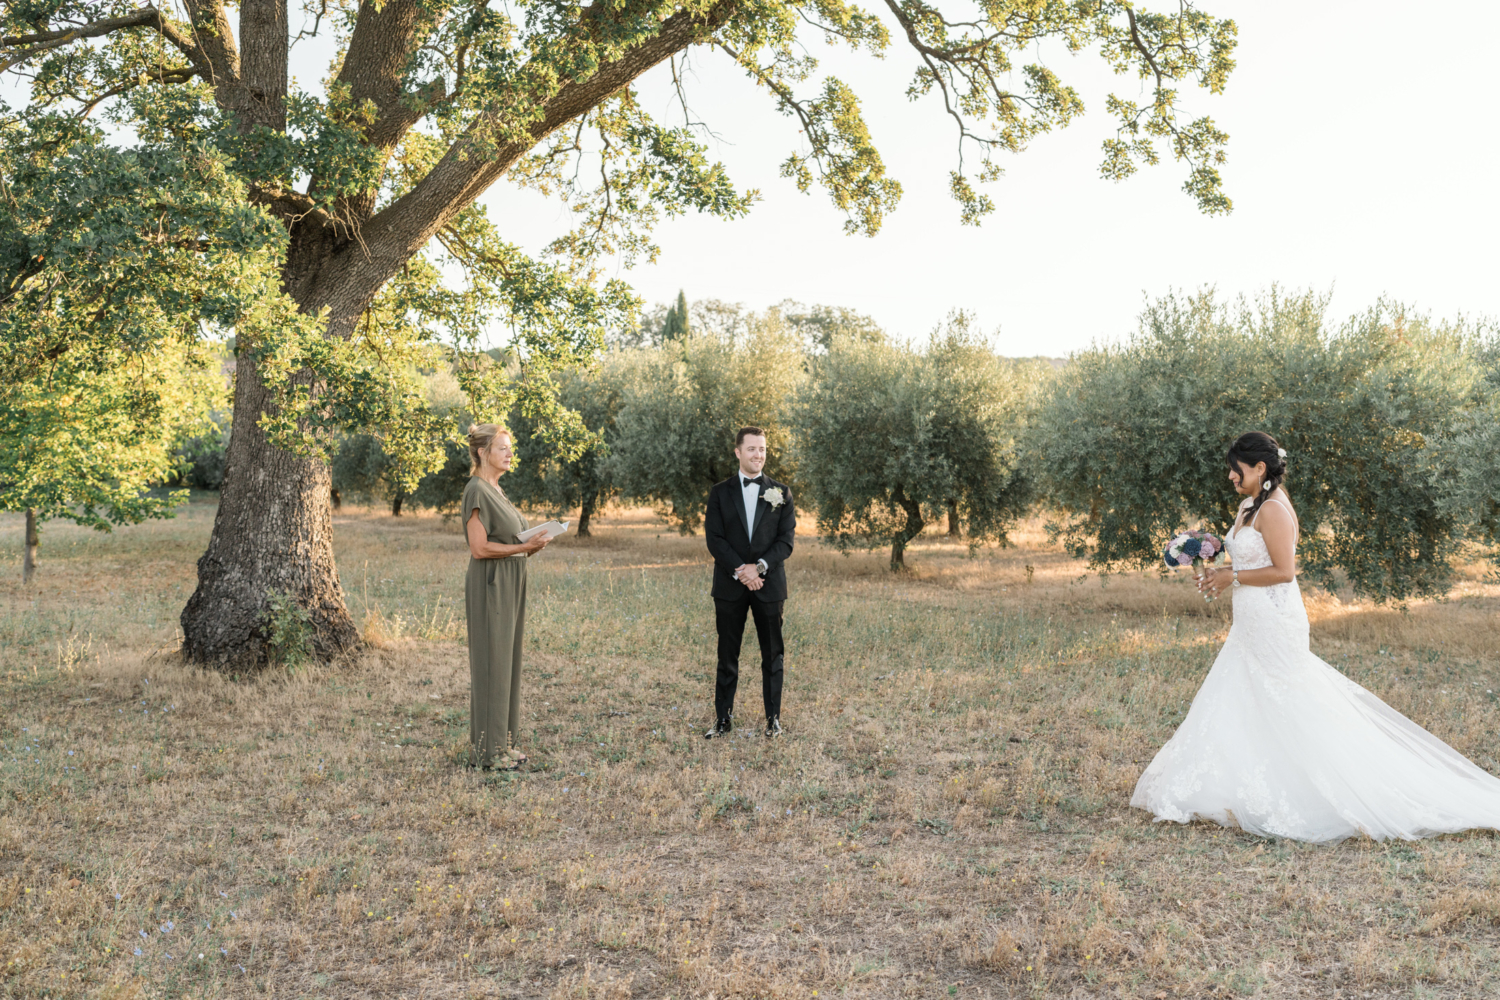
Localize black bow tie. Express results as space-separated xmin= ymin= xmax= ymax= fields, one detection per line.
xmin=742 ymin=476 xmax=764 ymax=488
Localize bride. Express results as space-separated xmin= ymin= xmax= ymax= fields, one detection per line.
xmin=1131 ymin=431 xmax=1500 ymax=842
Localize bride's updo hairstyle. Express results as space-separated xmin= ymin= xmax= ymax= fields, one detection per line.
xmin=468 ymin=423 xmax=510 ymax=474
xmin=1226 ymin=431 xmax=1287 ymax=522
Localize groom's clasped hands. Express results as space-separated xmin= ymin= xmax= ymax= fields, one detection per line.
xmin=734 ymin=563 xmax=765 ymax=591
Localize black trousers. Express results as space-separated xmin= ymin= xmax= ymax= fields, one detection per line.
xmin=714 ymin=595 xmax=784 ymax=722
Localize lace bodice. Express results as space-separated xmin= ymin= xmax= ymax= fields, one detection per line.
xmin=1225 ymin=520 xmax=1273 ymax=570
xmin=1226 ymin=511 xmax=1306 ymax=633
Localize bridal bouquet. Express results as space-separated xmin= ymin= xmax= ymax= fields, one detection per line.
xmin=1162 ymin=530 xmax=1224 ymax=571
xmin=1164 ymin=530 xmax=1225 ymax=603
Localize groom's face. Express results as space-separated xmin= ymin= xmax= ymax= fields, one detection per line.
xmin=735 ymin=434 xmax=767 ymax=476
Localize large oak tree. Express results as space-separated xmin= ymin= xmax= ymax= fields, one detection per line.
xmin=2 ymin=0 xmax=1236 ymax=668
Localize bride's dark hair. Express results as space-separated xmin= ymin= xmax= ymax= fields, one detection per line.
xmin=1226 ymin=431 xmax=1288 ymax=523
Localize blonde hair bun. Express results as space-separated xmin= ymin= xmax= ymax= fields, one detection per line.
xmin=468 ymin=423 xmax=510 ymax=473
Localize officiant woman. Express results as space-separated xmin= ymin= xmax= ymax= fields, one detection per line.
xmin=462 ymin=423 xmax=551 ymax=771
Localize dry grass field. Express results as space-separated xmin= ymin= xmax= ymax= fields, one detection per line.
xmin=3 ymin=498 xmax=1500 ymax=1000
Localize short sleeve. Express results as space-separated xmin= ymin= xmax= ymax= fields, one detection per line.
xmin=462 ymin=480 xmax=491 ymax=535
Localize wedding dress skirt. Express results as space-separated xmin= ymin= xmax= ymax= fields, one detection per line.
xmin=1131 ymin=519 xmax=1500 ymax=843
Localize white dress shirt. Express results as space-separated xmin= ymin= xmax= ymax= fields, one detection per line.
xmin=739 ymin=471 xmax=770 ymax=577
xmin=739 ymin=471 xmax=761 ymax=537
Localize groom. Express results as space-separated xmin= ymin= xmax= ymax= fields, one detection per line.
xmin=703 ymin=426 xmax=796 ymax=739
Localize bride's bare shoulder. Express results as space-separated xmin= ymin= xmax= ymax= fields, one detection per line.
xmin=1256 ymin=492 xmax=1299 ymax=533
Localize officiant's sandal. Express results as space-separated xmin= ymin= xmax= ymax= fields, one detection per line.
xmin=505 ymin=738 xmax=529 ymax=765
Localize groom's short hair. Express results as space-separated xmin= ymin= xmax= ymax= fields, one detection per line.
xmin=735 ymin=426 xmax=766 ymax=446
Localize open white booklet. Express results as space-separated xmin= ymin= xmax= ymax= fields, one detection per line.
xmin=516 ymin=520 xmax=569 ymax=543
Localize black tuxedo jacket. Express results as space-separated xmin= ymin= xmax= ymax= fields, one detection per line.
xmin=704 ymin=474 xmax=796 ymax=603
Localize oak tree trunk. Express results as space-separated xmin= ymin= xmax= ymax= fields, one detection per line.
xmin=889 ymin=485 xmax=925 ymax=571
xmin=391 ymin=490 xmax=405 ymax=517
xmin=22 ymin=509 xmax=38 ymax=584
xmin=946 ymin=499 xmax=961 ymax=538
xmin=180 ymin=351 xmax=360 ymax=668
xmin=578 ymin=494 xmax=595 ymax=538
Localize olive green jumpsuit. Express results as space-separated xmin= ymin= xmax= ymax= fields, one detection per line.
xmin=462 ymin=476 xmax=529 ymax=767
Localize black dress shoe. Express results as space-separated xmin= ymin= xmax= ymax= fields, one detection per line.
xmin=765 ymin=716 xmax=783 ymax=739
xmin=704 ymin=716 xmax=732 ymax=739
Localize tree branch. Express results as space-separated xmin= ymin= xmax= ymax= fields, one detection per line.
xmin=180 ymin=0 xmax=242 ymax=86
xmin=248 ymin=184 xmax=334 ymax=227
xmin=3 ymin=8 xmax=157 ymax=49
xmin=1 ymin=6 xmax=208 ymax=75
xmin=1126 ymin=8 xmax=1166 ymax=88
xmin=237 ymin=0 xmax=289 ymax=133
xmin=334 ymin=0 xmax=431 ymax=149
xmin=76 ymin=65 xmax=203 ymax=118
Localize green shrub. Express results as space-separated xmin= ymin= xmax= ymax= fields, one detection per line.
xmin=263 ymin=590 xmax=314 ymax=669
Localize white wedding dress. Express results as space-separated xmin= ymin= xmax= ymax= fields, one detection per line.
xmin=1131 ymin=497 xmax=1500 ymax=843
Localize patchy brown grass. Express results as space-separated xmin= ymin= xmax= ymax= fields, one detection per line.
xmin=2 ymin=499 xmax=1500 ymax=999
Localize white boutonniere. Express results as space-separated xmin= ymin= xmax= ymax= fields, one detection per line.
xmin=761 ymin=486 xmax=785 ymax=509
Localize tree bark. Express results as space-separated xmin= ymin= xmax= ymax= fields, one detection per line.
xmin=390 ymin=490 xmax=405 ymax=517
xmin=22 ymin=509 xmax=38 ymax=584
xmin=578 ymin=494 xmax=595 ymax=538
xmin=180 ymin=351 xmax=360 ymax=669
xmin=889 ymin=485 xmax=925 ymax=571
xmin=946 ymin=498 xmax=961 ymax=538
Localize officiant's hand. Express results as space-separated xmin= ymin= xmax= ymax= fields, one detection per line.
xmin=523 ymin=535 xmax=552 ymax=557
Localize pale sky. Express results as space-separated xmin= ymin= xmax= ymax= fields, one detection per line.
xmin=483 ymin=0 xmax=1500 ymax=355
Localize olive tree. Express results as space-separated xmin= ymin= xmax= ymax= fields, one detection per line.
xmin=793 ymin=323 xmax=1036 ymax=569
xmin=503 ymin=357 xmax=634 ymax=536
xmin=328 ymin=369 xmax=471 ymax=515
xmin=608 ymin=310 xmax=805 ymax=531
xmin=1030 ymin=289 xmax=1480 ymax=602
xmin=1431 ymin=331 xmax=1500 ymax=572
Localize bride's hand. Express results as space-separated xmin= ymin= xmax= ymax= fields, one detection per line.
xmin=1196 ymin=566 xmax=1221 ymax=597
